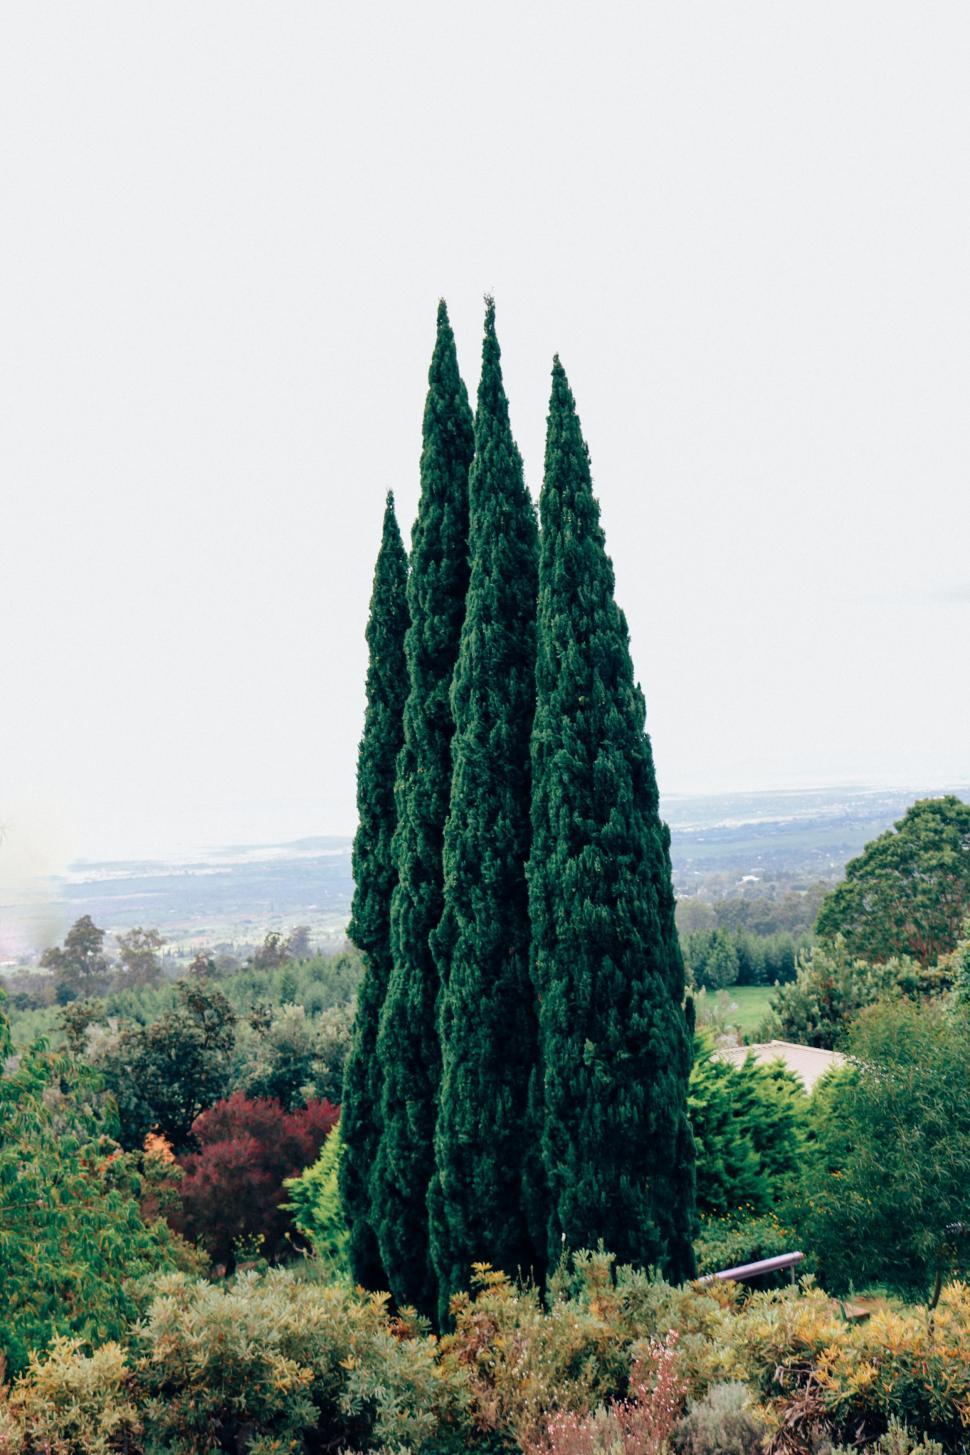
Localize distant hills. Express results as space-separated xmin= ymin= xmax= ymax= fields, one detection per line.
xmin=2 ymin=784 xmax=967 ymax=960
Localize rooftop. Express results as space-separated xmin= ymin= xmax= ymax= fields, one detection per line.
xmin=714 ymin=1039 xmax=846 ymax=1092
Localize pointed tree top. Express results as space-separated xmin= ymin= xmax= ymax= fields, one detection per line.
xmin=476 ymin=295 xmax=510 ymax=430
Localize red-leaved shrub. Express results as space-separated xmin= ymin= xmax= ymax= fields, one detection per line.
xmin=174 ymin=1092 xmax=338 ymax=1266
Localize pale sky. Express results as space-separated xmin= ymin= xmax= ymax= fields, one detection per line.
xmin=1 ymin=3 xmax=968 ymax=870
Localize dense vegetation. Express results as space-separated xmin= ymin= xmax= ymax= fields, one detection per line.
xmin=344 ymin=305 xmax=696 ymax=1323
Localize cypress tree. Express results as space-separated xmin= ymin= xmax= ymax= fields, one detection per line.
xmin=340 ymin=491 xmax=409 ymax=1291
xmin=528 ymin=359 xmax=696 ymax=1282
xmin=429 ymin=299 xmax=541 ymax=1322
xmin=373 ymin=302 xmax=475 ymax=1314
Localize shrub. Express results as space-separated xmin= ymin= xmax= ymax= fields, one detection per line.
xmin=132 ymin=1269 xmax=467 ymax=1455
xmin=671 ymin=1381 xmax=768 ymax=1455
xmin=175 ymin=1093 xmax=338 ymax=1266
xmin=831 ymin=1420 xmax=945 ymax=1454
xmin=794 ymin=998 xmax=970 ymax=1300
xmin=283 ymin=1121 xmax=350 ymax=1274
xmin=522 ymin=1336 xmax=686 ymax=1455
xmin=689 ymin=1037 xmax=807 ymax=1218
xmin=0 ymin=1001 xmax=177 ymax=1376
xmin=694 ymin=1211 xmax=801 ymax=1283
xmin=5 ymin=1338 xmax=140 ymax=1454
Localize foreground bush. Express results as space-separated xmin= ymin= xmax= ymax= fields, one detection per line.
xmin=1 ymin=1258 xmax=968 ymax=1452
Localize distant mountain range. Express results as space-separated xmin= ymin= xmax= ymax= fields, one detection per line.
xmin=2 ymin=784 xmax=967 ymax=960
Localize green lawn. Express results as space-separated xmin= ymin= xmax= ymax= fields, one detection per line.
xmin=695 ymin=983 xmax=775 ymax=1041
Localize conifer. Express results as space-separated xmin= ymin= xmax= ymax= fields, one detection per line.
xmin=528 ymin=360 xmax=696 ymax=1281
xmin=373 ymin=302 xmax=474 ymax=1314
xmin=340 ymin=491 xmax=409 ymax=1290
xmin=429 ymin=300 xmax=541 ymax=1321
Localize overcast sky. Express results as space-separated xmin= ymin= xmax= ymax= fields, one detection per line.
xmin=1 ymin=2 xmax=968 ymax=871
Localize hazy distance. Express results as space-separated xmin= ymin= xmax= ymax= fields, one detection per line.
xmin=1 ymin=3 xmax=968 ymax=874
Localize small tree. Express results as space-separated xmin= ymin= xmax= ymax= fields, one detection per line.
xmin=116 ymin=927 xmax=165 ymax=988
xmin=284 ymin=1123 xmax=349 ymax=1273
xmin=40 ymin=915 xmax=110 ymax=999
xmin=96 ymin=982 xmax=237 ymax=1149
xmin=796 ymin=996 xmax=970 ymax=1300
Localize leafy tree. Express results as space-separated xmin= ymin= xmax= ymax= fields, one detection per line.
xmin=175 ymin=1093 xmax=338 ymax=1267
xmin=240 ymin=1001 xmax=352 ymax=1109
xmin=684 ymin=929 xmax=741 ymax=990
xmin=688 ymin=1037 xmax=807 ymax=1218
xmin=528 ymin=358 xmax=696 ymax=1282
xmin=341 ymin=492 xmax=410 ymax=1294
xmin=374 ymin=301 xmax=474 ymax=1314
xmin=116 ymin=927 xmax=165 ymax=988
xmin=816 ymin=796 xmax=970 ymax=966
xmin=40 ymin=915 xmax=110 ymax=999
xmin=0 ymin=995 xmax=177 ymax=1374
xmin=188 ymin=950 xmax=219 ymax=977
xmin=285 ymin=925 xmax=313 ymax=961
xmin=96 ymin=981 xmax=237 ymax=1149
xmin=428 ymin=300 xmax=541 ymax=1319
xmin=795 ymin=997 xmax=970 ymax=1300
xmin=251 ymin=931 xmax=289 ymax=970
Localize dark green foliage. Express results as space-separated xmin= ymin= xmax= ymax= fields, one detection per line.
xmin=374 ymin=302 xmax=474 ymax=1314
xmin=795 ymin=997 xmax=970 ymax=1300
xmin=97 ymin=981 xmax=237 ymax=1150
xmin=428 ymin=300 xmax=541 ymax=1319
xmin=682 ymin=928 xmax=807 ymax=990
xmin=816 ymin=796 xmax=970 ymax=966
xmin=685 ymin=929 xmax=741 ymax=990
xmin=39 ymin=914 xmax=111 ymax=999
xmin=688 ymin=1036 xmax=807 ymax=1218
xmin=528 ymin=358 xmax=696 ymax=1282
xmin=341 ymin=492 xmax=410 ymax=1291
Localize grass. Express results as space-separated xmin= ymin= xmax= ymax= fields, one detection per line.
xmin=695 ymin=984 xmax=776 ymax=1041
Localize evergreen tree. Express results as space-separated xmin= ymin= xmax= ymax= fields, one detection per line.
xmin=528 ymin=359 xmax=696 ymax=1281
xmin=429 ymin=299 xmax=541 ymax=1321
xmin=373 ymin=302 xmax=474 ymax=1314
xmin=340 ymin=492 xmax=409 ymax=1290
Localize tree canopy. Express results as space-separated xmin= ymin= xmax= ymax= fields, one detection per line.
xmin=816 ymin=796 xmax=970 ymax=966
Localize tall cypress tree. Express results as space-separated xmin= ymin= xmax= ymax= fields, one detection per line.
xmin=373 ymin=302 xmax=475 ymax=1314
xmin=429 ymin=299 xmax=541 ymax=1323
xmin=340 ymin=492 xmax=410 ymax=1290
xmin=528 ymin=359 xmax=696 ymax=1282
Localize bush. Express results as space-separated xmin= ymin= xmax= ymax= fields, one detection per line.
xmin=794 ymin=998 xmax=970 ymax=1300
xmin=521 ymin=1336 xmax=686 ymax=1455
xmin=175 ymin=1093 xmax=338 ymax=1267
xmin=689 ymin=1037 xmax=807 ymax=1218
xmin=764 ymin=938 xmax=940 ymax=1050
xmin=4 ymin=1338 xmax=140 ymax=1454
xmin=283 ymin=1121 xmax=350 ymax=1274
xmin=694 ymin=1212 xmax=800 ymax=1283
xmin=2 ymin=1255 xmax=969 ymax=1453
xmin=130 ymin=1269 xmax=467 ymax=1455
xmin=0 ymin=1001 xmax=178 ymax=1377
xmin=672 ymin=1381 xmax=768 ymax=1454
